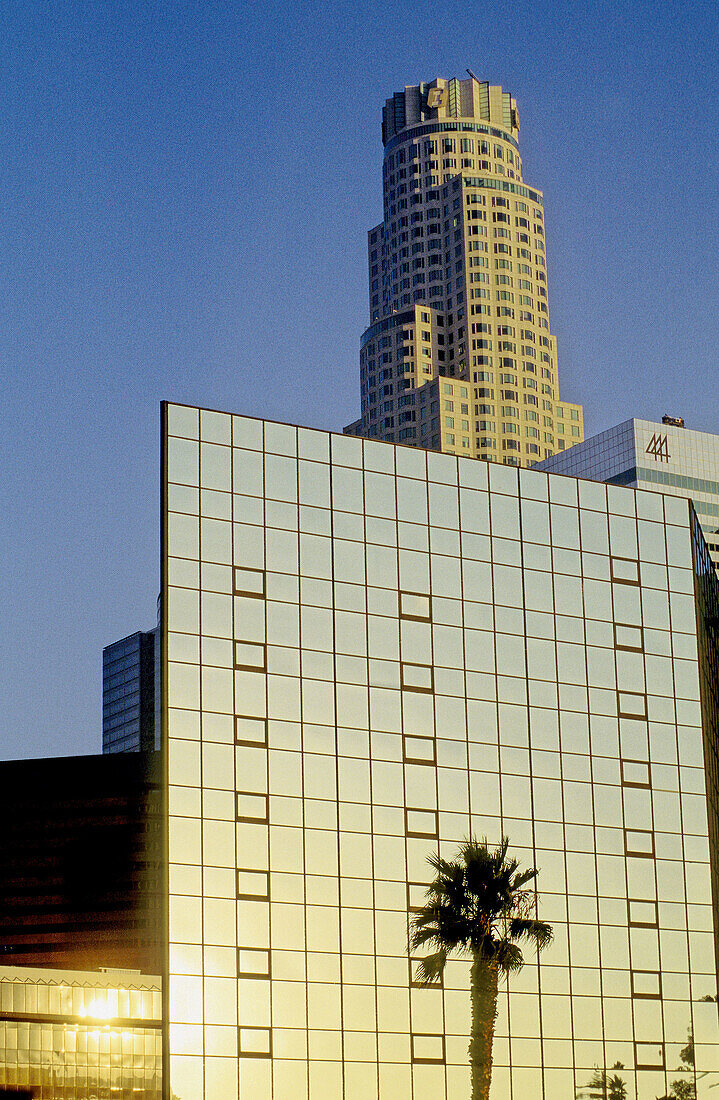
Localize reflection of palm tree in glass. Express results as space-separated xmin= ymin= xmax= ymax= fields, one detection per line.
xmin=577 ymin=1063 xmax=627 ymax=1099
xmin=408 ymin=836 xmax=552 ymax=1100
xmin=657 ymin=1029 xmax=697 ymax=1100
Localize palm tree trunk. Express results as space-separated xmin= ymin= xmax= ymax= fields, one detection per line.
xmin=469 ymin=953 xmax=499 ymax=1100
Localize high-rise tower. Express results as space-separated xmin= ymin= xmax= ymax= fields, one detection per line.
xmin=345 ymin=75 xmax=584 ymax=466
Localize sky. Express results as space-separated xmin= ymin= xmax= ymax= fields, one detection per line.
xmin=1 ymin=0 xmax=718 ymax=759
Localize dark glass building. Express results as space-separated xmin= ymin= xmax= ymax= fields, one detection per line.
xmin=0 ymin=751 xmax=162 ymax=974
xmin=103 ymin=628 xmax=159 ymax=753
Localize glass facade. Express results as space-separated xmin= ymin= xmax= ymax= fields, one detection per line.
xmin=163 ymin=401 xmax=719 ymax=1099
xmin=0 ymin=965 xmax=162 ymax=1098
xmin=536 ymin=418 xmax=719 ymax=572
xmin=103 ymin=629 xmax=159 ymax=753
xmin=0 ymin=752 xmax=163 ymax=974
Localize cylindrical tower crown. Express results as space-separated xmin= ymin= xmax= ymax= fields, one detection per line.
xmin=382 ymin=77 xmax=519 ymax=145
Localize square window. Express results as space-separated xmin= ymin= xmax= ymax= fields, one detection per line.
xmin=621 ymin=759 xmax=650 ymax=788
xmin=611 ymin=557 xmax=640 ymax=585
xmin=409 ymin=955 xmax=443 ymax=988
xmin=614 ymin=623 xmax=643 ymax=651
xmin=235 ymin=716 xmax=268 ymax=746
xmin=403 ymin=735 xmax=436 ymax=765
xmin=238 ymin=948 xmax=271 ymax=977
xmin=168 ymin=403 xmax=199 ymax=439
xmin=407 ymin=881 xmax=430 ymax=912
xmin=236 ymin=792 xmax=268 ymax=823
xmin=401 ymin=662 xmax=434 ymax=693
xmin=624 ymin=829 xmax=654 ymax=858
xmin=618 ymin=691 xmax=647 ymax=719
xmin=237 ymin=869 xmax=270 ymax=900
xmin=634 ymin=1041 xmax=664 ymax=1069
xmin=411 ymin=1033 xmax=446 ymax=1064
xmin=405 ymin=808 xmax=439 ymax=838
xmin=400 ymin=591 xmax=431 ymax=621
xmin=238 ymin=1027 xmax=272 ymax=1058
xmin=234 ymin=567 xmax=265 ymax=598
xmin=628 ymin=899 xmax=658 ymax=927
xmin=631 ymin=970 xmax=661 ymax=999
xmin=234 ymin=641 xmax=266 ymax=671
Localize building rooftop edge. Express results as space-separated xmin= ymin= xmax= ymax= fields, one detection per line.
xmin=163 ymin=403 xmax=704 ymax=510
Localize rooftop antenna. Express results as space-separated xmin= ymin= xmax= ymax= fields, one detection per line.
xmin=466 ymin=68 xmax=481 ymax=82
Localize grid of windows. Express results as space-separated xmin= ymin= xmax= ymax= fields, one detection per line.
xmin=164 ymin=405 xmax=719 ymax=1100
xmin=0 ymin=967 xmax=161 ymax=1099
xmin=538 ymin=418 xmax=719 ymax=574
xmin=103 ymin=630 xmax=158 ymax=753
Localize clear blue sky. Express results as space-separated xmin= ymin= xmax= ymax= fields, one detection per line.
xmin=2 ymin=0 xmax=718 ymax=759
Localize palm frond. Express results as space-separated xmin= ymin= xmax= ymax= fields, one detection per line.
xmin=495 ymin=940 xmax=525 ymax=973
xmin=508 ymin=917 xmax=554 ymax=949
xmin=413 ymin=948 xmax=447 ymax=985
xmin=509 ymin=867 xmax=539 ymax=891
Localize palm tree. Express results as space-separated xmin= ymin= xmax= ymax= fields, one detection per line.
xmin=408 ymin=835 xmax=553 ymax=1100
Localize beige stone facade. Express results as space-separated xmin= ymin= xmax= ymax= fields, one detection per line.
xmin=345 ymin=75 xmax=584 ymax=467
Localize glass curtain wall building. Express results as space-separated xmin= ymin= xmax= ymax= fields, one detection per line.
xmin=163 ymin=401 xmax=719 ymax=1099
xmin=103 ymin=629 xmax=160 ymax=753
xmin=0 ymin=965 xmax=162 ymax=1098
xmin=0 ymin=751 xmax=162 ymax=974
xmin=536 ymin=417 xmax=719 ymax=573
xmin=344 ymin=75 xmax=584 ymax=465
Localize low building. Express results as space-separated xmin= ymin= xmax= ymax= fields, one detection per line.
xmin=0 ymin=752 xmax=162 ymax=974
xmin=0 ymin=964 xmax=161 ymax=1098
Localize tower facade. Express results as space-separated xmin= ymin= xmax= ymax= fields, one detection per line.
xmin=345 ymin=75 xmax=584 ymax=467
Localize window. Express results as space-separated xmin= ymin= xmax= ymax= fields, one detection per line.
xmin=634 ymin=1042 xmax=664 ymax=1070
xmin=401 ymin=663 xmax=434 ymax=692
xmin=234 ymin=641 xmax=266 ymax=671
xmin=611 ymin=557 xmax=640 ymax=585
xmin=410 ymin=953 xmax=442 ymax=987
xmin=236 ymin=792 xmax=269 ymax=823
xmin=624 ymin=829 xmax=654 ymax=858
xmin=631 ymin=970 xmax=661 ymax=999
xmin=618 ymin=692 xmax=647 ymax=719
xmin=234 ymin=567 xmax=265 ymax=597
xmin=238 ymin=948 xmax=271 ymax=978
xmin=628 ymin=899 xmax=658 ymax=928
xmin=621 ymin=759 xmax=650 ymax=788
xmin=399 ymin=591 xmax=431 ymax=621
xmin=614 ymin=623 xmax=643 ymax=651
xmin=239 ymin=1028 xmax=272 ymax=1058
xmin=235 ymin=716 xmax=268 ymax=746
xmin=407 ymin=882 xmax=430 ymax=912
xmin=405 ymin=808 xmax=439 ymax=839
xmin=403 ymin=735 xmax=436 ymax=765
xmin=411 ymin=1034 xmax=445 ymax=1064
xmin=237 ymin=869 xmax=270 ymax=900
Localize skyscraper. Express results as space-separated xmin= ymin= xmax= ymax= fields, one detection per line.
xmin=103 ymin=621 xmax=161 ymax=753
xmin=345 ymin=75 xmax=584 ymax=466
